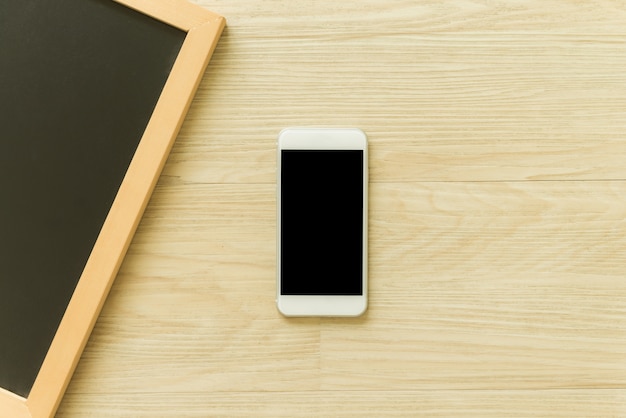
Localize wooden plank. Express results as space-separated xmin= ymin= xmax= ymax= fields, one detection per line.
xmin=55 ymin=181 xmax=626 ymax=396
xmin=323 ymin=181 xmax=626 ymax=390
xmin=170 ymin=32 xmax=626 ymax=183
xmin=208 ymin=0 xmax=626 ymax=33
xmin=57 ymin=390 xmax=626 ymax=417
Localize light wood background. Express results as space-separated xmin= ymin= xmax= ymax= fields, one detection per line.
xmin=57 ymin=0 xmax=626 ymax=416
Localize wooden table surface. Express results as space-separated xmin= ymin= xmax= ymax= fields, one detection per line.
xmin=57 ymin=1 xmax=626 ymax=416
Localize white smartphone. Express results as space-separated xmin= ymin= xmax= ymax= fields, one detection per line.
xmin=277 ymin=128 xmax=368 ymax=317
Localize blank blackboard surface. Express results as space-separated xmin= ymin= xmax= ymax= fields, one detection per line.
xmin=0 ymin=0 xmax=224 ymax=416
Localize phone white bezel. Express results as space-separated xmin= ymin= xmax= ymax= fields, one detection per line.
xmin=276 ymin=128 xmax=368 ymax=317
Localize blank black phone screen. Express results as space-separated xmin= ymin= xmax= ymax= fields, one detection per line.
xmin=280 ymin=150 xmax=364 ymax=295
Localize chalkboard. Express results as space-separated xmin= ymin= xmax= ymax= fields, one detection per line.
xmin=0 ymin=1 xmax=224 ymax=417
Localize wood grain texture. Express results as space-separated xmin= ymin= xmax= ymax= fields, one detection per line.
xmin=57 ymin=390 xmax=626 ymax=417
xmin=56 ymin=0 xmax=626 ymax=416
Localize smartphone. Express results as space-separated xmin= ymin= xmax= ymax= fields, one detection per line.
xmin=276 ymin=128 xmax=368 ymax=317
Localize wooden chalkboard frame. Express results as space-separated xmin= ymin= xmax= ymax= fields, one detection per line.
xmin=0 ymin=1 xmax=224 ymax=417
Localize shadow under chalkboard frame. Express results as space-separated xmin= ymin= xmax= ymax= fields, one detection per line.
xmin=0 ymin=1 xmax=225 ymax=417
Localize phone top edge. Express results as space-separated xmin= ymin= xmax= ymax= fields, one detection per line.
xmin=278 ymin=128 xmax=367 ymax=149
